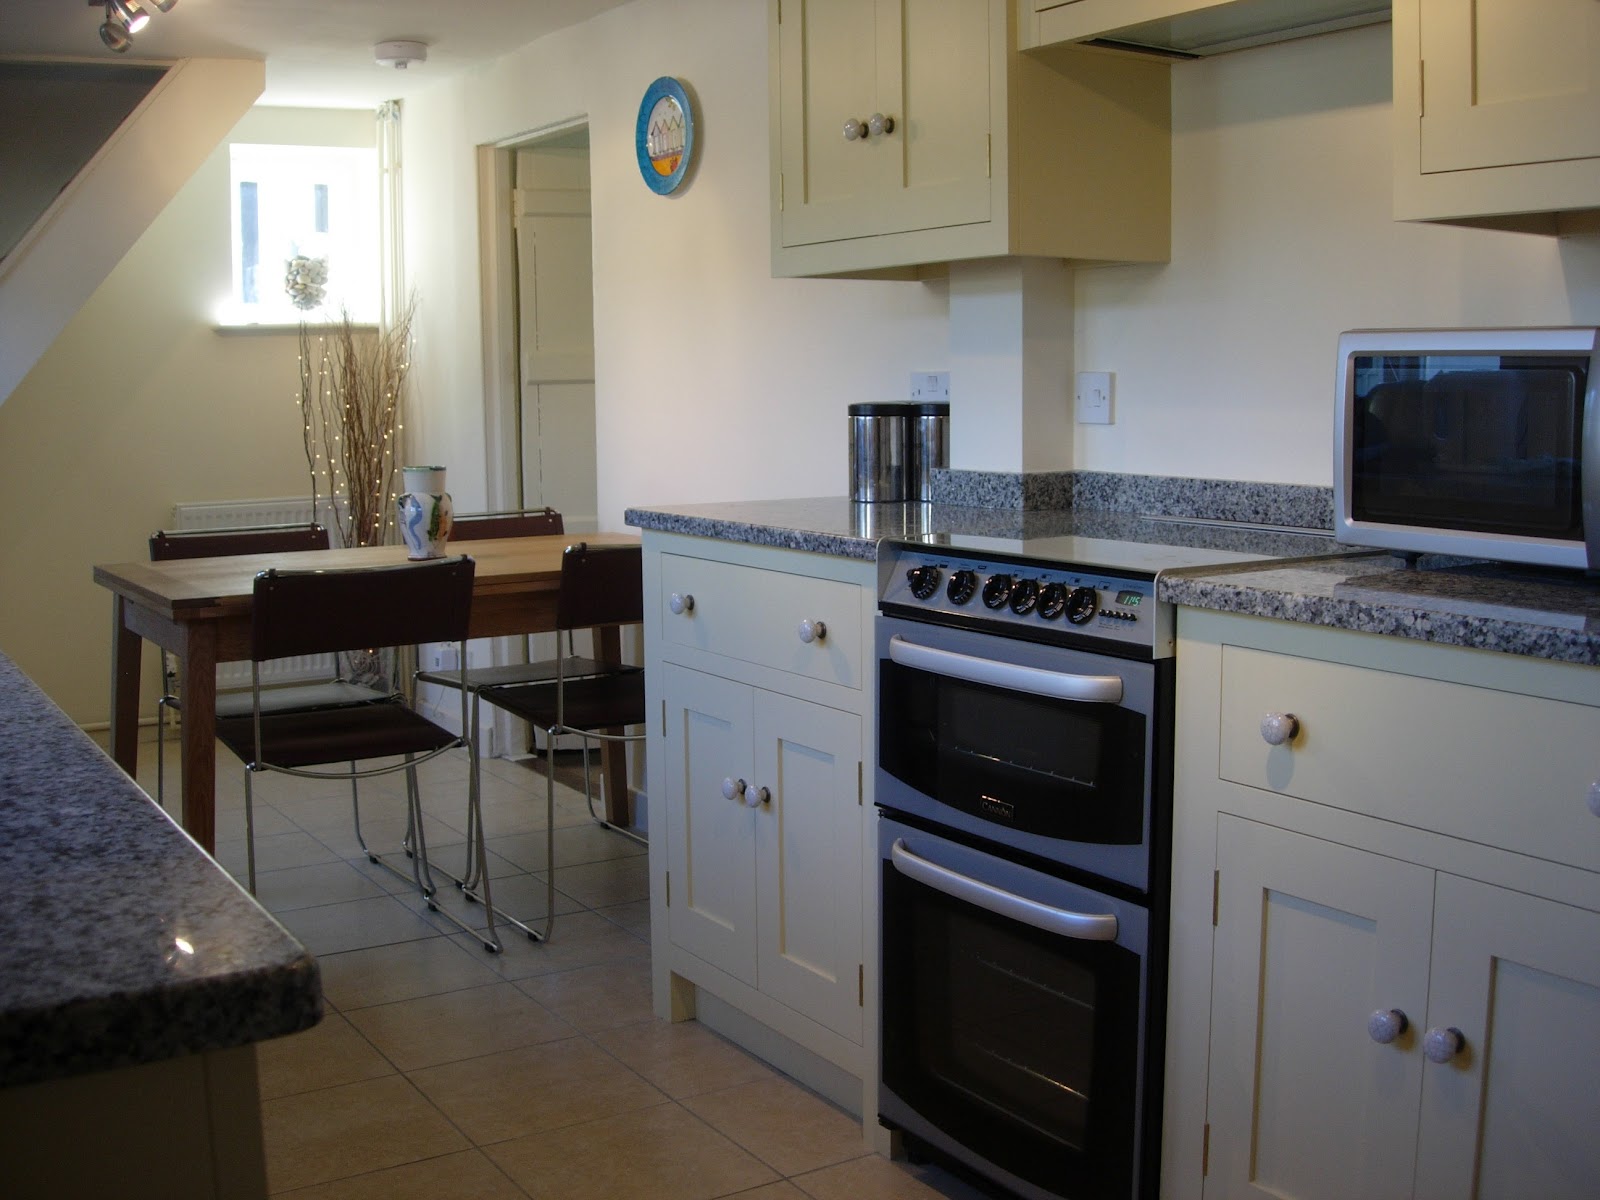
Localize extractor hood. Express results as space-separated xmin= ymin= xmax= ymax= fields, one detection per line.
xmin=1083 ymin=0 xmax=1390 ymax=58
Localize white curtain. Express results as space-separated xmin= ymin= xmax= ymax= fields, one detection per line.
xmin=376 ymin=99 xmax=405 ymax=329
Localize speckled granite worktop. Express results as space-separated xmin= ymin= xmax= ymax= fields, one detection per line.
xmin=624 ymin=495 xmax=1600 ymax=665
xmin=1160 ymin=553 xmax=1600 ymax=667
xmin=0 ymin=652 xmax=321 ymax=1089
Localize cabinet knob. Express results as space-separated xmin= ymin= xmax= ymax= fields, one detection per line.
xmin=1367 ymin=1008 xmax=1409 ymax=1045
xmin=868 ymin=112 xmax=896 ymax=136
xmin=1423 ymin=1026 xmax=1466 ymax=1064
xmin=798 ymin=618 xmax=827 ymax=644
xmin=843 ymin=117 xmax=866 ymax=142
xmin=1260 ymin=712 xmax=1300 ymax=746
xmin=721 ymin=777 xmax=746 ymax=802
xmin=745 ymin=784 xmax=771 ymax=809
xmin=669 ymin=592 xmax=695 ymax=616
xmin=1588 ymin=780 xmax=1600 ymax=819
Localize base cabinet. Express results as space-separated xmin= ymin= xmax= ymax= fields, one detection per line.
xmin=1168 ymin=609 xmax=1600 ymax=1200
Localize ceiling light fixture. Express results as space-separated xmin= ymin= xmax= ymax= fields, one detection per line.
xmin=109 ymin=0 xmax=150 ymax=35
xmin=374 ymin=41 xmax=428 ymax=70
xmin=90 ymin=0 xmax=176 ymax=53
xmin=98 ymin=12 xmax=132 ymax=52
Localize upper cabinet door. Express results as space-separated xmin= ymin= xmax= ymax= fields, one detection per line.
xmin=1418 ymin=0 xmax=1600 ymax=173
xmin=773 ymin=0 xmax=993 ymax=250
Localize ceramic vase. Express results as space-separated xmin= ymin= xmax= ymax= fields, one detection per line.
xmin=397 ymin=465 xmax=453 ymax=560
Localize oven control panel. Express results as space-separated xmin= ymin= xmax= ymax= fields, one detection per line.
xmin=879 ymin=545 xmax=1175 ymax=656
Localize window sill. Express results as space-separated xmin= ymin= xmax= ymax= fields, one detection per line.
xmin=213 ymin=321 xmax=380 ymax=336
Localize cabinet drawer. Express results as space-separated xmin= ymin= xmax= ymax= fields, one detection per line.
xmin=659 ymin=554 xmax=862 ymax=689
xmin=1218 ymin=645 xmax=1600 ymax=874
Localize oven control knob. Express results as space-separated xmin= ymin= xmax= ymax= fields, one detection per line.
xmin=1008 ymin=578 xmax=1040 ymax=616
xmin=906 ymin=565 xmax=942 ymax=600
xmin=1065 ymin=585 xmax=1099 ymax=624
xmin=1037 ymin=582 xmax=1068 ymax=620
xmin=947 ymin=569 xmax=979 ymax=605
xmin=981 ymin=574 xmax=1015 ymax=609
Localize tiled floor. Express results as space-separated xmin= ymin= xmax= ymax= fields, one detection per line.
xmin=113 ymin=732 xmax=991 ymax=1200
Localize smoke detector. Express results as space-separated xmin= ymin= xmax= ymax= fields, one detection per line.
xmin=374 ymin=40 xmax=428 ymax=69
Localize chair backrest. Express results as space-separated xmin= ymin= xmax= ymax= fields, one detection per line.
xmin=251 ymin=556 xmax=476 ymax=662
xmin=555 ymin=543 xmax=643 ymax=633
xmin=150 ymin=523 xmax=330 ymax=561
xmin=448 ymin=508 xmax=563 ymax=542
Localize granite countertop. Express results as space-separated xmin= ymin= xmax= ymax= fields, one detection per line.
xmin=0 ymin=652 xmax=322 ymax=1089
xmin=624 ymin=495 xmax=1600 ymax=665
xmin=1160 ymin=553 xmax=1600 ymax=667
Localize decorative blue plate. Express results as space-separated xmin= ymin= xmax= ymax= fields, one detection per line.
xmin=636 ymin=76 xmax=694 ymax=195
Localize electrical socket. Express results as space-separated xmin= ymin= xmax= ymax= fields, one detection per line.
xmin=1075 ymin=371 xmax=1114 ymax=424
xmin=910 ymin=371 xmax=950 ymax=402
xmin=432 ymin=643 xmax=460 ymax=671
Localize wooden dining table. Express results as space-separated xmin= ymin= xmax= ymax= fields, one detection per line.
xmin=93 ymin=532 xmax=640 ymax=855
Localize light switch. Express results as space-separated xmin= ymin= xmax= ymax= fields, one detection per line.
xmin=1076 ymin=371 xmax=1113 ymax=424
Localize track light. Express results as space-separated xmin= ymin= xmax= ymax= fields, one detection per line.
xmin=151 ymin=0 xmax=178 ymax=10
xmin=108 ymin=0 xmax=150 ymax=34
xmin=99 ymin=13 xmax=132 ymax=51
xmin=91 ymin=0 xmax=175 ymax=53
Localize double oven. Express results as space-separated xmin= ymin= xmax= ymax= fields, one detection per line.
xmin=874 ymin=530 xmax=1299 ymax=1200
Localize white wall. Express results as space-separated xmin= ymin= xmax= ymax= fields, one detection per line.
xmin=399 ymin=0 xmax=950 ymax=529
xmin=1074 ymin=22 xmax=1600 ymax=485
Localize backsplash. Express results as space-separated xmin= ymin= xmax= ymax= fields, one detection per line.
xmin=930 ymin=469 xmax=1333 ymax=531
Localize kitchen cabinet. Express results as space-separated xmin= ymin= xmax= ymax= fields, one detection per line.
xmin=1165 ymin=609 xmax=1600 ymax=1199
xmin=1393 ymin=0 xmax=1600 ymax=225
xmin=643 ymin=533 xmax=878 ymax=1117
xmin=768 ymin=0 xmax=1170 ymax=277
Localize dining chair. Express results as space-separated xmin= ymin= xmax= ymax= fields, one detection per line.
xmin=469 ymin=541 xmax=646 ymax=942
xmin=147 ymin=523 xmax=388 ymax=808
xmin=211 ymin=555 xmax=505 ymax=951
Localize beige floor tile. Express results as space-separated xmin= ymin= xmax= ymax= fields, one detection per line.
xmin=275 ymin=894 xmax=446 ymax=957
xmin=788 ymin=1154 xmax=993 ymax=1200
xmin=683 ymin=1077 xmax=867 ymax=1177
xmin=486 ymin=1101 xmax=778 ymax=1200
xmin=318 ymin=937 xmax=505 ymax=1010
xmin=447 ymin=909 xmax=636 ymax=981
xmin=345 ymin=981 xmax=573 ymax=1071
xmin=514 ymin=958 xmax=654 ymax=1033
xmin=592 ymin=1018 xmax=775 ymax=1099
xmin=268 ymin=1148 xmax=527 ymax=1198
xmin=715 ymin=1185 xmax=810 ymax=1200
xmin=596 ymin=898 xmax=652 ymax=939
xmin=261 ymin=1074 xmax=469 ymax=1193
xmin=409 ymin=1035 xmax=669 ymax=1145
xmin=490 ymin=823 xmax=648 ymax=873
xmin=540 ymin=854 xmax=649 ymax=909
xmin=216 ymin=829 xmax=340 ymax=878
xmin=256 ymin=860 xmax=390 ymax=912
xmin=257 ymin=1010 xmax=395 ymax=1099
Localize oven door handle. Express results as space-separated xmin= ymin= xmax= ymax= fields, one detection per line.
xmin=887 ymin=635 xmax=1125 ymax=704
xmin=890 ymin=838 xmax=1120 ymax=942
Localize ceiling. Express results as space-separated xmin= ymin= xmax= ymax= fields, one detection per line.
xmin=0 ymin=0 xmax=635 ymax=109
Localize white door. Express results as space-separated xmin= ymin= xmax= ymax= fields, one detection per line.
xmin=1208 ymin=816 xmax=1434 ymax=1200
xmin=662 ymin=664 xmax=758 ymax=985
xmin=1414 ymin=874 xmax=1600 ymax=1200
xmin=752 ymin=690 xmax=864 ymax=1042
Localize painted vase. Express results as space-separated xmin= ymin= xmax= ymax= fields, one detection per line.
xmin=397 ymin=465 xmax=453 ymax=560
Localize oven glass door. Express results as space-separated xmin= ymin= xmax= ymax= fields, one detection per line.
xmin=880 ymin=819 xmax=1147 ymax=1200
xmin=879 ymin=622 xmax=1152 ymax=848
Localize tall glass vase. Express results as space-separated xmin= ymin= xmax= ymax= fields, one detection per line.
xmin=397 ymin=465 xmax=453 ymax=560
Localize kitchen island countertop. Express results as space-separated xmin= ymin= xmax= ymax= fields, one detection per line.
xmin=0 ymin=650 xmax=321 ymax=1090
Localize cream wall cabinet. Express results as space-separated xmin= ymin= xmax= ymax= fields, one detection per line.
xmin=768 ymin=0 xmax=1170 ymax=277
xmin=1166 ymin=609 xmax=1600 ymax=1199
xmin=1020 ymin=0 xmax=1390 ymax=57
xmin=644 ymin=534 xmax=878 ymax=1118
xmin=1394 ymin=0 xmax=1600 ymax=224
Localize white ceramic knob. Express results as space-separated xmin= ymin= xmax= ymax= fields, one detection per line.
xmin=745 ymin=784 xmax=770 ymax=808
xmin=1368 ymin=1008 xmax=1409 ymax=1044
xmin=1588 ymin=780 xmax=1600 ymax=819
xmin=868 ymin=112 xmax=895 ymax=136
xmin=1260 ymin=712 xmax=1300 ymax=746
xmin=720 ymin=777 xmax=746 ymax=802
xmin=843 ymin=118 xmax=866 ymax=141
xmin=669 ymin=592 xmax=695 ymax=615
xmin=798 ymin=619 xmax=827 ymax=644
xmin=1423 ymin=1026 xmax=1465 ymax=1064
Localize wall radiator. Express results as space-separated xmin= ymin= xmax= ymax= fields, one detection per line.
xmin=172 ymin=496 xmax=335 ymax=689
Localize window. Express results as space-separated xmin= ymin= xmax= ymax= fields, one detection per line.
xmin=223 ymin=143 xmax=378 ymax=325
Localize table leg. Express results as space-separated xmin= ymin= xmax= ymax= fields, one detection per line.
xmin=595 ymin=624 xmax=630 ymax=827
xmin=179 ymin=626 xmax=220 ymax=854
xmin=108 ymin=596 xmax=142 ymax=777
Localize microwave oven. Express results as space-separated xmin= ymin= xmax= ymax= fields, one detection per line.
xmin=1334 ymin=327 xmax=1600 ymax=570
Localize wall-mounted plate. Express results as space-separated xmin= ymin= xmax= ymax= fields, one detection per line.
xmin=635 ymin=76 xmax=694 ymax=195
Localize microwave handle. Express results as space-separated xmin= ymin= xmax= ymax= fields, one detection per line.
xmin=887 ymin=635 xmax=1124 ymax=704
xmin=891 ymin=839 xmax=1119 ymax=941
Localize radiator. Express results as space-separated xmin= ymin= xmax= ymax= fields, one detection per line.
xmin=171 ymin=496 xmax=335 ymax=689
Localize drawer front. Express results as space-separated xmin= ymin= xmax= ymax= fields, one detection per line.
xmin=1219 ymin=645 xmax=1600 ymax=874
xmin=660 ymin=553 xmax=863 ymax=689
